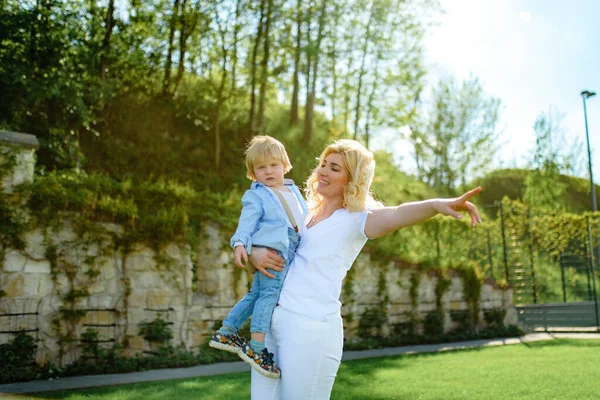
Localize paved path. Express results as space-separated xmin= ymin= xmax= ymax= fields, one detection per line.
xmin=1 ymin=332 xmax=598 ymax=396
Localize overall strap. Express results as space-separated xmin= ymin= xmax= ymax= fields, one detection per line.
xmin=272 ymin=189 xmax=299 ymax=233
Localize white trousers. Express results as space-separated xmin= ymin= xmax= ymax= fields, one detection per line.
xmin=251 ymin=306 xmax=343 ymax=400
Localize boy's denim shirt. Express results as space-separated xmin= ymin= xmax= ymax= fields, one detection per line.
xmin=230 ymin=179 xmax=308 ymax=257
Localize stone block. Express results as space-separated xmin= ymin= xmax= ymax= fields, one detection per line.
xmin=127 ymin=248 xmax=157 ymax=272
xmin=105 ymin=278 xmax=121 ymax=294
xmin=3 ymin=274 xmax=24 ymax=297
xmin=131 ymin=272 xmax=159 ymax=290
xmin=37 ymin=275 xmax=54 ymax=297
xmin=389 ymin=303 xmax=412 ymax=314
xmin=24 ymin=229 xmax=46 ymax=260
xmin=91 ymin=310 xmax=114 ymax=326
xmin=54 ymin=274 xmax=70 ymax=292
xmin=145 ymin=289 xmax=175 ymax=309
xmin=38 ymin=295 xmax=62 ymax=318
xmin=190 ymin=331 xmax=208 ymax=347
xmin=418 ymin=280 xmax=435 ymax=302
xmin=102 ymin=263 xmax=117 ymax=281
xmin=127 ymin=293 xmax=147 ymax=309
xmin=98 ymin=222 xmax=124 ymax=235
xmin=2 ymin=148 xmax=36 ymax=192
xmin=188 ymin=320 xmax=209 ymax=331
xmin=55 ymin=226 xmax=77 ymax=242
xmin=23 ymin=259 xmax=52 ymax=274
xmin=87 ymin=295 xmax=114 ymax=310
xmin=128 ymin=335 xmax=145 ymax=351
xmin=4 ymin=251 xmax=28 ymax=272
xmin=505 ymin=306 xmax=518 ymax=326
xmin=450 ymin=300 xmax=466 ymax=311
xmin=165 ymin=244 xmax=183 ymax=260
xmin=196 ymin=278 xmax=220 ymax=296
xmin=87 ymin=279 xmax=107 ymax=295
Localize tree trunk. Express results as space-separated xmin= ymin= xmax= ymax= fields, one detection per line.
xmin=99 ymin=0 xmax=115 ymax=81
xmin=174 ymin=0 xmax=197 ymax=94
xmin=257 ymin=0 xmax=273 ymax=132
xmin=29 ymin=0 xmax=40 ymax=66
xmin=300 ymin=2 xmax=313 ymax=139
xmin=353 ymin=6 xmax=373 ymax=140
xmin=304 ymin=5 xmax=312 ymax=99
xmin=163 ymin=0 xmax=181 ymax=96
xmin=364 ymin=52 xmax=381 ymax=149
xmin=343 ymin=32 xmax=356 ymax=136
xmin=330 ymin=2 xmax=340 ymax=122
xmin=214 ymin=20 xmax=229 ymax=169
xmin=249 ymin=0 xmax=266 ymax=132
xmin=231 ymin=0 xmax=242 ymax=91
xmin=302 ymin=0 xmax=327 ymax=144
xmin=290 ymin=0 xmax=302 ymax=126
xmin=215 ymin=99 xmax=222 ymax=168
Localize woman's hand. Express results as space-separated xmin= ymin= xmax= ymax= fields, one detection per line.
xmin=248 ymin=247 xmax=285 ymax=279
xmin=434 ymin=187 xmax=483 ymax=227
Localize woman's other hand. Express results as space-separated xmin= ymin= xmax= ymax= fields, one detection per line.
xmin=248 ymin=247 xmax=285 ymax=278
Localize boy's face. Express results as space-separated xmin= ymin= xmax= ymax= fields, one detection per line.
xmin=253 ymin=157 xmax=285 ymax=187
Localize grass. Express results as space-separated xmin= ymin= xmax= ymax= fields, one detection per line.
xmin=6 ymin=339 xmax=600 ymax=400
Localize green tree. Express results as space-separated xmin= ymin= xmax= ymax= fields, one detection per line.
xmin=410 ymin=75 xmax=502 ymax=194
xmin=523 ymin=106 xmax=569 ymax=210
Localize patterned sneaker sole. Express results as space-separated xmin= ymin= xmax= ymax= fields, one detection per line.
xmin=208 ymin=340 xmax=241 ymax=354
xmin=238 ymin=349 xmax=281 ymax=379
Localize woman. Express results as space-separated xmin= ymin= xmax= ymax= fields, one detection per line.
xmin=247 ymin=139 xmax=482 ymax=399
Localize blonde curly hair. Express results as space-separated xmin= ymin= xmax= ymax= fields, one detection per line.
xmin=305 ymin=139 xmax=381 ymax=214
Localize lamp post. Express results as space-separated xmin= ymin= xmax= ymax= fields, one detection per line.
xmin=582 ymin=90 xmax=597 ymax=212
xmin=582 ymin=90 xmax=600 ymax=302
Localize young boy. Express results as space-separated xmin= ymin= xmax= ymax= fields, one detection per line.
xmin=209 ymin=135 xmax=307 ymax=379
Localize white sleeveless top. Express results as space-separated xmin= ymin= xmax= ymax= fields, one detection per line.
xmin=278 ymin=209 xmax=369 ymax=321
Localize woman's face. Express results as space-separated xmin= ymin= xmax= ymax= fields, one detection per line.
xmin=317 ymin=152 xmax=349 ymax=200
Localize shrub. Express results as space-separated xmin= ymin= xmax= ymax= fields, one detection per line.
xmin=483 ymin=308 xmax=506 ymax=329
xmin=138 ymin=317 xmax=173 ymax=345
xmin=450 ymin=310 xmax=476 ymax=333
xmin=423 ymin=310 xmax=445 ymax=336
xmin=0 ymin=333 xmax=38 ymax=383
xmin=357 ymin=307 xmax=387 ymax=339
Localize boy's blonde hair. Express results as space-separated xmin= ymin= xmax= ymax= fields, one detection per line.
xmin=305 ymin=139 xmax=381 ymax=214
xmin=245 ymin=135 xmax=292 ymax=181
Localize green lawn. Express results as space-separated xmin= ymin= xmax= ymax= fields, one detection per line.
xmin=9 ymin=339 xmax=600 ymax=400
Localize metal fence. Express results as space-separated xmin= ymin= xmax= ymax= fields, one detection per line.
xmin=480 ymin=202 xmax=600 ymax=330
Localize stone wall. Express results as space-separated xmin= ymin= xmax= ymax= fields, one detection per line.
xmin=2 ymin=229 xmax=194 ymax=364
xmin=0 ymin=131 xmax=517 ymax=365
xmin=341 ymin=256 xmax=515 ymax=338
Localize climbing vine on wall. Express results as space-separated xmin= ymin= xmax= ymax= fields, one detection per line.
xmin=0 ymin=150 xmax=27 ymax=268
xmin=451 ymin=262 xmax=483 ymax=329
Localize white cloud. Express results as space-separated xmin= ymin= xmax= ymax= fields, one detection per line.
xmin=519 ymin=11 xmax=532 ymax=21
xmin=513 ymin=36 xmax=525 ymax=50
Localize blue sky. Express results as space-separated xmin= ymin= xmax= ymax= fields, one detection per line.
xmin=375 ymin=0 xmax=600 ymax=184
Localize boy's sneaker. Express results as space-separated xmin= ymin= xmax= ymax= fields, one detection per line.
xmin=238 ymin=344 xmax=281 ymax=379
xmin=208 ymin=331 xmax=247 ymax=354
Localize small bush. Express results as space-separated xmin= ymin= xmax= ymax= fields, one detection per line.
xmin=423 ymin=310 xmax=445 ymax=336
xmin=138 ymin=317 xmax=173 ymax=345
xmin=483 ymin=308 xmax=506 ymax=329
xmin=450 ymin=310 xmax=476 ymax=333
xmin=0 ymin=333 xmax=38 ymax=383
xmin=357 ymin=307 xmax=387 ymax=339
xmin=81 ymin=328 xmax=104 ymax=359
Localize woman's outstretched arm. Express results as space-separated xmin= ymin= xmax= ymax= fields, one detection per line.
xmin=364 ymin=187 xmax=483 ymax=239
